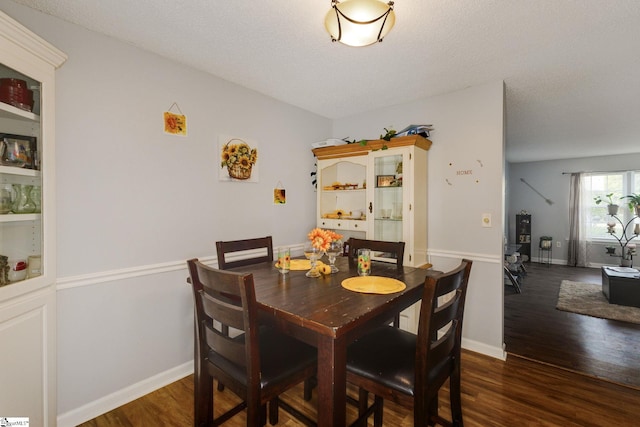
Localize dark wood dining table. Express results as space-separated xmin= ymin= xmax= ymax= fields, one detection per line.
xmin=228 ymin=255 xmax=434 ymax=427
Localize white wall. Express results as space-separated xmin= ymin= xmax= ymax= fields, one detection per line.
xmin=508 ymin=153 xmax=640 ymax=265
xmin=1 ymin=2 xmax=331 ymax=425
xmin=333 ymin=80 xmax=507 ymax=357
xmin=3 ymin=1 xmax=507 ymax=424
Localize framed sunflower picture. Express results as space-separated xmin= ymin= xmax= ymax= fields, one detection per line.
xmin=163 ymin=111 xmax=186 ymax=136
xmin=219 ymin=136 xmax=259 ymax=182
xmin=274 ymin=188 xmax=286 ymax=204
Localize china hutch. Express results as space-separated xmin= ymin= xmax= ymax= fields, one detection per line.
xmin=0 ymin=11 xmax=66 ymax=425
xmin=313 ymin=135 xmax=430 ymax=267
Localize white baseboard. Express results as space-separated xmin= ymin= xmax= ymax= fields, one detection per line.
xmin=57 ymin=362 xmax=193 ymax=427
xmin=462 ymin=337 xmax=507 ymax=361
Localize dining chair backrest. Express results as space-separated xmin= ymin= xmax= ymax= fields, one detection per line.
xmin=187 ymin=258 xmax=317 ymax=426
xmin=416 ymin=259 xmax=472 ymax=401
xmin=347 ymin=237 xmax=405 ymax=269
xmin=348 ymin=238 xmax=406 ymax=328
xmin=188 ymin=259 xmax=261 ymax=397
xmin=216 ymin=236 xmax=273 ymax=270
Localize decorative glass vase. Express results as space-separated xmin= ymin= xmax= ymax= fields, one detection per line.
xmin=30 ymin=185 xmax=41 ymax=213
xmin=0 ymin=185 xmax=12 ymax=214
xmin=11 ymin=184 xmax=36 ymax=214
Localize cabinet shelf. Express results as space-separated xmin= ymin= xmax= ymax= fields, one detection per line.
xmin=0 ymin=100 xmax=39 ymax=122
xmin=0 ymin=165 xmax=40 ymax=177
xmin=321 ymin=188 xmax=365 ymax=193
xmin=0 ymin=213 xmax=40 ymax=222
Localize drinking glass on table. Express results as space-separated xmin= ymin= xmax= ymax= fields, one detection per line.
xmin=277 ymin=247 xmax=290 ymax=274
xmin=325 ymin=240 xmax=343 ymax=273
xmin=357 ymin=248 xmax=371 ymax=276
xmin=303 ymin=242 xmax=322 ymax=278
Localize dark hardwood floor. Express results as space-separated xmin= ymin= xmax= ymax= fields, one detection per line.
xmin=78 ymin=263 xmax=640 ymax=426
xmin=504 ymin=262 xmax=640 ymax=390
xmin=80 ymin=350 xmax=640 ymax=426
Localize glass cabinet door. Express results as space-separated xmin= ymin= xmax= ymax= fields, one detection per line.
xmin=0 ymin=64 xmax=43 ymax=290
xmin=370 ymin=149 xmax=406 ymax=245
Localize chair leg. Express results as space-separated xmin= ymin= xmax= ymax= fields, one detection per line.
xmin=504 ymin=266 xmax=521 ymax=293
xmin=194 ymin=371 xmax=213 ymax=427
xmin=428 ymin=395 xmax=438 ymax=427
xmin=268 ymin=400 xmax=277 ymax=425
xmin=303 ymin=377 xmax=316 ymax=401
xmin=450 ymin=367 xmax=464 ymax=427
xmin=358 ymin=388 xmax=369 ymax=418
xmin=373 ymin=395 xmax=384 ymax=427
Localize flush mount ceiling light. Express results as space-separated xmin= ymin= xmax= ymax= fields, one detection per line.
xmin=325 ymin=0 xmax=396 ymax=47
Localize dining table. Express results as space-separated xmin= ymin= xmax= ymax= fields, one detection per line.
xmin=227 ymin=255 xmax=435 ymax=427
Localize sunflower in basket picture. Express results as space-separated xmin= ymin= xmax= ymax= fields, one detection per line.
xmin=219 ymin=137 xmax=259 ymax=182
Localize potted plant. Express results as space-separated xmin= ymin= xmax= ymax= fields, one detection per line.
xmin=594 ymin=193 xmax=619 ymax=215
xmin=622 ymin=193 xmax=640 ymax=217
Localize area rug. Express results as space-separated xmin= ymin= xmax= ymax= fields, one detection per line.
xmin=556 ymin=280 xmax=640 ymax=325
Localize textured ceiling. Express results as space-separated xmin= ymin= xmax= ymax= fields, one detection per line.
xmin=9 ymin=0 xmax=640 ymax=163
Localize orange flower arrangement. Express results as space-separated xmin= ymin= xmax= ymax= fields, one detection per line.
xmin=308 ymin=228 xmax=343 ymax=252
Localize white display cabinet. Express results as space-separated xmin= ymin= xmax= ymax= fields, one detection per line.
xmin=313 ymin=135 xmax=430 ymax=267
xmin=0 ymin=10 xmax=67 ymax=426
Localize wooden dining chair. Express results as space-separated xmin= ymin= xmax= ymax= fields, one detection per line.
xmin=187 ymin=259 xmax=317 ymax=427
xmin=216 ymin=236 xmax=274 ymax=270
xmin=214 ymin=235 xmax=274 ymax=391
xmin=347 ymin=238 xmax=405 ymax=327
xmin=346 ymin=259 xmax=473 ymax=427
xmin=215 ymin=236 xmax=318 ymax=403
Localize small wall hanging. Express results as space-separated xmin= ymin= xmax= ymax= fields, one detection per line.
xmin=219 ymin=135 xmax=259 ymax=182
xmin=274 ymin=181 xmax=286 ymax=204
xmin=163 ymin=102 xmax=187 ymax=136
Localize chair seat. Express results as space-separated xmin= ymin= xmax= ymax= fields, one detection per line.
xmin=208 ymin=327 xmax=317 ymax=389
xmin=347 ymin=326 xmax=417 ymax=396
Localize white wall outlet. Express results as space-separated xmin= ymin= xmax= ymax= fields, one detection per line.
xmin=556 ymin=241 xmax=561 ymax=248
xmin=482 ymin=213 xmax=492 ymax=228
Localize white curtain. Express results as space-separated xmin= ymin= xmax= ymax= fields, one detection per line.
xmin=567 ymin=173 xmax=587 ymax=266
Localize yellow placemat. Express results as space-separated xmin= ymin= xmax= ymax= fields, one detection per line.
xmin=275 ymin=259 xmax=326 ymax=270
xmin=341 ymin=276 xmax=406 ymax=294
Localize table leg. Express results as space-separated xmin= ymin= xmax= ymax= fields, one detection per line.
xmin=316 ymin=334 xmax=347 ymax=427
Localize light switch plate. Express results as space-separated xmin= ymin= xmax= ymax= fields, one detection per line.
xmin=482 ymin=213 xmax=492 ymax=227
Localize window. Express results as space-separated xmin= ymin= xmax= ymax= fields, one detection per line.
xmin=582 ymin=171 xmax=640 ymax=241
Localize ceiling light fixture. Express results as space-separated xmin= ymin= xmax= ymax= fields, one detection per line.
xmin=324 ymin=0 xmax=396 ymax=47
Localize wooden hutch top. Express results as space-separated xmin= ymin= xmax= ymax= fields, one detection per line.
xmin=312 ymin=135 xmax=432 ymax=160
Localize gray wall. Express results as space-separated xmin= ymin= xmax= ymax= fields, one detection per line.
xmin=507 ymin=153 xmax=640 ymax=265
xmin=334 ymin=80 xmax=506 ymax=356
